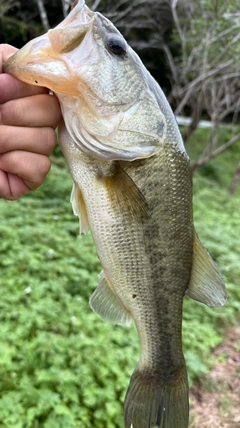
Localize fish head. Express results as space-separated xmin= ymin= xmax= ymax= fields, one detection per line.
xmin=4 ymin=0 xmax=166 ymax=160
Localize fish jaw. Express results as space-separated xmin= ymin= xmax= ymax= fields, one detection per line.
xmin=3 ymin=35 xmax=72 ymax=92
xmin=3 ymin=0 xmax=94 ymax=95
xmin=3 ymin=0 xmax=168 ymax=161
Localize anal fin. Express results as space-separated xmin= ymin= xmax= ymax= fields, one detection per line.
xmin=70 ymin=182 xmax=89 ymax=235
xmin=89 ymin=271 xmax=132 ymax=326
xmin=186 ymin=230 xmax=227 ymax=307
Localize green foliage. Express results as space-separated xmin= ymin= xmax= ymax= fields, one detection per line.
xmin=185 ymin=125 xmax=240 ymax=192
xmin=0 ymin=0 xmax=64 ymax=48
xmin=0 ymin=138 xmax=240 ymax=425
xmin=0 ymin=161 xmax=139 ymax=427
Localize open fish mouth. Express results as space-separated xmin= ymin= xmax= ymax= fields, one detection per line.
xmin=3 ymin=0 xmax=94 ymax=95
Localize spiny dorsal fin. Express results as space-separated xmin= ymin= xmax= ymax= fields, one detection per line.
xmin=70 ymin=182 xmax=89 ymax=235
xmin=89 ymin=271 xmax=132 ymax=326
xmin=186 ymin=230 xmax=227 ymax=307
xmin=98 ymin=162 xmax=149 ymax=221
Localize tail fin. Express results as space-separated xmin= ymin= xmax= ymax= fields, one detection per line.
xmin=124 ymin=366 xmax=189 ymax=428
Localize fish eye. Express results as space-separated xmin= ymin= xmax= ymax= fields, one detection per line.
xmin=106 ymin=36 xmax=127 ymax=57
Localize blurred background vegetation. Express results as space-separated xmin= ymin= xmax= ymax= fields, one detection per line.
xmin=0 ymin=0 xmax=240 ymax=427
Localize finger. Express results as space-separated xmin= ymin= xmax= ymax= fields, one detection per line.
xmin=0 ymin=44 xmax=18 ymax=72
xmin=0 ymin=125 xmax=57 ymax=156
xmin=0 ymin=93 xmax=62 ymax=128
xmin=0 ymin=151 xmax=52 ymax=191
xmin=0 ymin=74 xmax=49 ymax=104
xmin=0 ymin=170 xmax=30 ymax=200
xmin=0 ymin=45 xmax=48 ymax=102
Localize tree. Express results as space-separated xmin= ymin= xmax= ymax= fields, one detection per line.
xmin=0 ymin=1 xmax=72 ymax=45
xmin=0 ymin=0 xmax=18 ymax=17
xmin=35 ymin=0 xmax=50 ymax=31
xmin=161 ymin=0 xmax=240 ymax=172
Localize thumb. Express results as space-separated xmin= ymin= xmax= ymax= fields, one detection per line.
xmin=0 ymin=44 xmax=18 ymax=73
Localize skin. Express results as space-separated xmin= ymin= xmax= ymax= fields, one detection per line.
xmin=0 ymin=44 xmax=62 ymax=200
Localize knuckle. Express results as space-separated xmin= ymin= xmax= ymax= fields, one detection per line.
xmin=0 ymin=127 xmax=9 ymax=152
xmin=36 ymin=156 xmax=51 ymax=182
xmin=0 ymin=104 xmax=6 ymax=124
xmin=47 ymin=95 xmax=62 ymax=128
xmin=40 ymin=127 xmax=57 ymax=155
xmin=24 ymin=154 xmax=52 ymax=191
xmin=0 ymin=100 xmax=19 ymax=125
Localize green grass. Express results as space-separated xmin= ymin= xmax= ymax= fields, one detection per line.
xmin=0 ymin=137 xmax=240 ymax=427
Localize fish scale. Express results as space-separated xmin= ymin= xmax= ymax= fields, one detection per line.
xmin=82 ymin=143 xmax=192 ymax=383
xmin=4 ymin=0 xmax=227 ymax=427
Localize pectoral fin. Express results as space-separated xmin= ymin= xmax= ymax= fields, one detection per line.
xmin=89 ymin=272 xmax=132 ymax=326
xmin=186 ymin=231 xmax=227 ymax=307
xmin=70 ymin=182 xmax=89 ymax=234
xmin=99 ymin=162 xmax=149 ymax=221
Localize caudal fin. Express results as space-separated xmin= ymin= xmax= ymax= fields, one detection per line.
xmin=124 ymin=366 xmax=189 ymax=428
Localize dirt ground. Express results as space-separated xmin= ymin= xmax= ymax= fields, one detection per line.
xmin=189 ymin=326 xmax=240 ymax=428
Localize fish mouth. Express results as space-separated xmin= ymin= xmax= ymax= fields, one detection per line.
xmin=3 ymin=0 xmax=94 ymax=95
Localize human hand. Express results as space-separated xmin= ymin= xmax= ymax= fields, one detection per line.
xmin=0 ymin=44 xmax=62 ymax=200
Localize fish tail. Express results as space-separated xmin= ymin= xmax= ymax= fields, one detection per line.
xmin=124 ymin=365 xmax=189 ymax=428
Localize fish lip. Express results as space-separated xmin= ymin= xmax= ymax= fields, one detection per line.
xmin=3 ymin=48 xmax=64 ymax=78
xmin=3 ymin=0 xmax=94 ymax=85
xmin=3 ymin=44 xmax=72 ymax=93
xmin=3 ymin=53 xmax=17 ymax=73
xmin=3 ymin=34 xmax=52 ymax=73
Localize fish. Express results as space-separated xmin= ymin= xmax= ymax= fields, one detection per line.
xmin=3 ymin=1 xmax=227 ymax=427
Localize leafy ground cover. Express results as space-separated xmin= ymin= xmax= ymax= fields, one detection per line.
xmin=0 ymin=132 xmax=240 ymax=426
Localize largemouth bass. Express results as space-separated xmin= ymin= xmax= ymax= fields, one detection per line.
xmin=4 ymin=1 xmax=227 ymax=427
